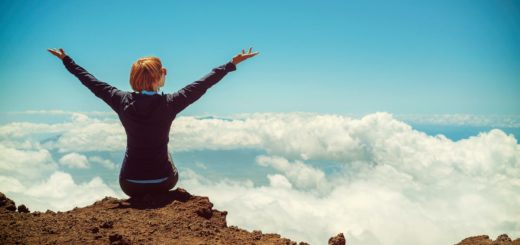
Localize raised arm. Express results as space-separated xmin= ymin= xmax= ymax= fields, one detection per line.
xmin=167 ymin=47 xmax=259 ymax=115
xmin=47 ymin=48 xmax=126 ymax=113
xmin=167 ymin=61 xmax=236 ymax=115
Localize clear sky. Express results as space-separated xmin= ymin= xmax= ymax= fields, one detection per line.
xmin=0 ymin=0 xmax=519 ymax=115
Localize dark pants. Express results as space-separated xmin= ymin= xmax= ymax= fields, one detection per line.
xmin=119 ymin=154 xmax=179 ymax=198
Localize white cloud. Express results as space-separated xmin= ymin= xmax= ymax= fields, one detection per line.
xmin=194 ymin=161 xmax=208 ymax=170
xmin=0 ymin=144 xmax=57 ymax=180
xmin=4 ymin=110 xmax=115 ymax=117
xmin=169 ymin=115 xmax=263 ymax=151
xmin=0 ymin=138 xmax=46 ymax=151
xmin=180 ymin=152 xmax=520 ymax=245
xmin=257 ymin=155 xmax=328 ymax=192
xmin=2 ymin=111 xmax=518 ymax=160
xmin=396 ymin=113 xmax=520 ymax=128
xmin=168 ymin=112 xmax=421 ymax=162
xmin=59 ymin=152 xmax=89 ymax=169
xmin=53 ymin=115 xmax=126 ymax=153
xmin=170 ymin=112 xmax=520 ymax=245
xmin=89 ymin=156 xmax=116 ymax=170
xmin=267 ymin=174 xmax=292 ymax=189
xmin=0 ymin=176 xmax=26 ymax=193
xmin=1 ymin=111 xmax=520 ymax=245
xmin=0 ymin=121 xmax=65 ymax=138
xmin=0 ymin=112 xmax=125 ymax=153
xmin=14 ymin=171 xmax=120 ymax=212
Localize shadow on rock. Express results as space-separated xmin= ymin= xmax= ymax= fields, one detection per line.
xmin=113 ymin=188 xmax=193 ymax=210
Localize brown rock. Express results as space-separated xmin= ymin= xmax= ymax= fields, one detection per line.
xmin=329 ymin=233 xmax=346 ymax=245
xmin=101 ymin=220 xmax=114 ymax=229
xmin=0 ymin=188 xmax=303 ymax=244
xmin=455 ymin=234 xmax=520 ymax=245
xmin=0 ymin=192 xmax=17 ymax=211
xmin=17 ymin=204 xmax=30 ymax=213
xmin=108 ymin=233 xmax=130 ymax=245
xmin=496 ymin=234 xmax=513 ymax=243
xmin=195 ymin=207 xmax=213 ymax=219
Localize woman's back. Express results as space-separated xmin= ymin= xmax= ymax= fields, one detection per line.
xmin=118 ymin=92 xmax=175 ymax=180
xmin=119 ymin=92 xmax=174 ymax=152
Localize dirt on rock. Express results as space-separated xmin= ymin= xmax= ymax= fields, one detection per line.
xmin=328 ymin=233 xmax=345 ymax=245
xmin=0 ymin=188 xmax=337 ymax=244
xmin=455 ymin=234 xmax=520 ymax=245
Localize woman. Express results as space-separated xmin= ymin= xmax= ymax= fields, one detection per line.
xmin=47 ymin=47 xmax=259 ymax=198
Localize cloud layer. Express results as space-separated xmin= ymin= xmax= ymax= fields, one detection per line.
xmin=1 ymin=111 xmax=519 ymax=245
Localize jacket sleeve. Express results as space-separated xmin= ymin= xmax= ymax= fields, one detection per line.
xmin=167 ymin=61 xmax=236 ymax=115
xmin=62 ymin=55 xmax=126 ymax=113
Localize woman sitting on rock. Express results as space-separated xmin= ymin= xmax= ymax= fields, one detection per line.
xmin=47 ymin=47 xmax=259 ymax=198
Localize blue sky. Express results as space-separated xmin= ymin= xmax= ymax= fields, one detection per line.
xmin=1 ymin=0 xmax=519 ymax=115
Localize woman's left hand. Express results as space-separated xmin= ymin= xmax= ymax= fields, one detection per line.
xmin=47 ymin=48 xmax=67 ymax=60
xmin=231 ymin=47 xmax=259 ymax=65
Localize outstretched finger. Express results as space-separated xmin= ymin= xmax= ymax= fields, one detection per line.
xmin=244 ymin=52 xmax=259 ymax=59
xmin=47 ymin=48 xmax=57 ymax=55
xmin=248 ymin=47 xmax=252 ymax=54
xmin=59 ymin=48 xmax=65 ymax=55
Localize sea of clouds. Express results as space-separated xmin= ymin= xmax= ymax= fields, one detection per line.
xmin=1 ymin=111 xmax=519 ymax=245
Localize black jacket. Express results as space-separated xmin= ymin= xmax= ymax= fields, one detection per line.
xmin=62 ymin=55 xmax=236 ymax=179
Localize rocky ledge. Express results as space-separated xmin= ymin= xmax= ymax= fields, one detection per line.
xmin=1 ymin=190 xmax=518 ymax=245
xmin=0 ymin=190 xmax=345 ymax=244
xmin=455 ymin=234 xmax=520 ymax=245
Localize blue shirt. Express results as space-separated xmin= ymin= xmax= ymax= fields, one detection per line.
xmin=141 ymin=90 xmax=158 ymax=95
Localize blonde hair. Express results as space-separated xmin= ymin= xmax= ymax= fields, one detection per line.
xmin=129 ymin=56 xmax=163 ymax=92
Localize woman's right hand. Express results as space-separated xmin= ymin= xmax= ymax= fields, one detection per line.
xmin=47 ymin=48 xmax=67 ymax=60
xmin=231 ymin=47 xmax=259 ymax=65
